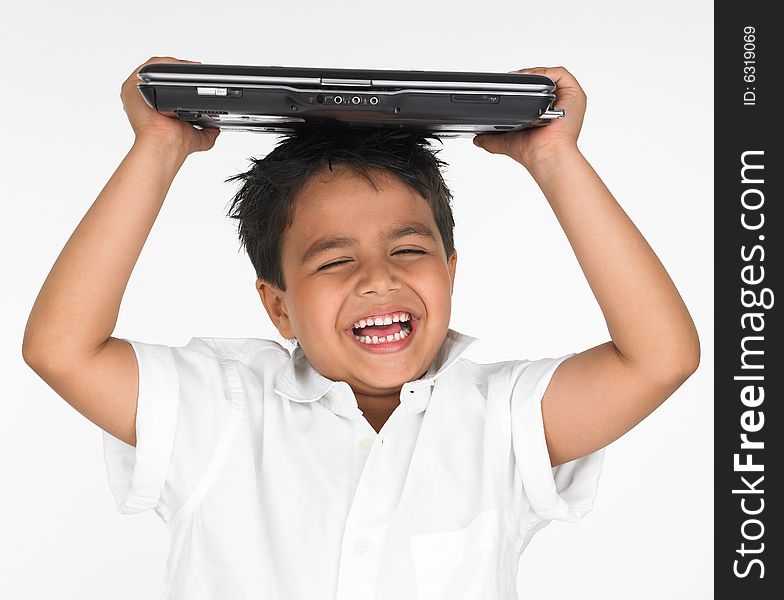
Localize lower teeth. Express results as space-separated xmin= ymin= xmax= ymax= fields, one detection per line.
xmin=354 ymin=322 xmax=412 ymax=345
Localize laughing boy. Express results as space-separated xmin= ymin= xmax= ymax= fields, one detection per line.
xmin=23 ymin=57 xmax=700 ymax=599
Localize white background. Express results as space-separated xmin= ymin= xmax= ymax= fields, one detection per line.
xmin=1 ymin=1 xmax=713 ymax=598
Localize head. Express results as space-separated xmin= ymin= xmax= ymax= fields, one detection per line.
xmin=225 ymin=125 xmax=457 ymax=397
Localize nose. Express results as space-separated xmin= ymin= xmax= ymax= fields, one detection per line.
xmin=355 ymin=257 xmax=401 ymax=295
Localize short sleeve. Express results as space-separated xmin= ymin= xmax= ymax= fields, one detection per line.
xmin=509 ymin=353 xmax=604 ymax=523
xmin=102 ymin=337 xmax=235 ymax=524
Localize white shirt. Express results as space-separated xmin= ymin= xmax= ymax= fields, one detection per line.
xmin=103 ymin=328 xmax=604 ymax=600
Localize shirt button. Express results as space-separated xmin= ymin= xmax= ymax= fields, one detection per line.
xmin=358 ymin=438 xmax=374 ymax=451
xmin=353 ymin=536 xmax=370 ymax=553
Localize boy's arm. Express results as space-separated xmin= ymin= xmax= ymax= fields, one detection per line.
xmin=474 ymin=67 xmax=700 ymax=467
xmin=22 ymin=57 xmax=219 ymax=447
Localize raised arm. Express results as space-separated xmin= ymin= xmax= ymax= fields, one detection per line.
xmin=22 ymin=57 xmax=219 ymax=446
xmin=473 ymin=67 xmax=700 ymax=466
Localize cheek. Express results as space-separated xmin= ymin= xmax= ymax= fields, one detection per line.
xmin=423 ymin=262 xmax=454 ymax=291
xmin=414 ymin=269 xmax=454 ymax=315
xmin=296 ymin=284 xmax=344 ymax=327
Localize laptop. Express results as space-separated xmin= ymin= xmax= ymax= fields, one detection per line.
xmin=136 ymin=63 xmax=564 ymax=137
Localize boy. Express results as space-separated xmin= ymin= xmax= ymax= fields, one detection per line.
xmin=22 ymin=57 xmax=700 ymax=599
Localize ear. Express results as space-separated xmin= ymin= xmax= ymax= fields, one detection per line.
xmin=256 ymin=278 xmax=296 ymax=339
xmin=448 ymin=249 xmax=457 ymax=295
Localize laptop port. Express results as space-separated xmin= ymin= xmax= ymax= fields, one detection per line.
xmin=369 ymin=96 xmax=379 ymax=105
xmin=351 ymin=96 xmax=361 ymax=104
xmin=334 ymin=96 xmax=343 ymax=104
xmin=315 ymin=94 xmax=325 ymax=104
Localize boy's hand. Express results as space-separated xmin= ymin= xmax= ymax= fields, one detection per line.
xmin=473 ymin=66 xmax=585 ymax=170
xmin=120 ymin=56 xmax=220 ymax=156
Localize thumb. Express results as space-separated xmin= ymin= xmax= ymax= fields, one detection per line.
xmin=196 ymin=126 xmax=221 ymax=151
xmin=193 ymin=127 xmax=220 ymax=152
xmin=472 ymin=133 xmax=506 ymax=155
xmin=507 ymin=67 xmax=546 ymax=74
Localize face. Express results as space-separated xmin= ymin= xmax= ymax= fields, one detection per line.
xmin=256 ymin=165 xmax=457 ymax=399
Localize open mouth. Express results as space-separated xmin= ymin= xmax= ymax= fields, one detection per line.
xmin=347 ymin=317 xmax=418 ymax=353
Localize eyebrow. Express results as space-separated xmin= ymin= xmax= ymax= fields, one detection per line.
xmin=301 ymin=222 xmax=437 ymax=264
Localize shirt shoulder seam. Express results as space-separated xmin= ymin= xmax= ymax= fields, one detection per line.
xmin=164 ymin=359 xmax=247 ymax=530
xmin=190 ymin=336 xmax=291 ymax=361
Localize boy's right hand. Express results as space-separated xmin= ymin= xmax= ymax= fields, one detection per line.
xmin=121 ymin=56 xmax=220 ymax=156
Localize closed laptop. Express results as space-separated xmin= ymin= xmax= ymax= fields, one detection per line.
xmin=137 ymin=63 xmax=564 ymax=137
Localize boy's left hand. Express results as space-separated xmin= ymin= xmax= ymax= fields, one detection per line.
xmin=473 ymin=66 xmax=586 ymax=170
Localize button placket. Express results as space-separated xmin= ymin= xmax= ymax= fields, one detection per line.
xmin=353 ymin=535 xmax=370 ymax=553
xmin=401 ymin=383 xmax=432 ymax=416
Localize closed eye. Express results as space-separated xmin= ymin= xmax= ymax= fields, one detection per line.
xmin=317 ymin=249 xmax=427 ymax=271
xmin=317 ymin=260 xmax=350 ymax=271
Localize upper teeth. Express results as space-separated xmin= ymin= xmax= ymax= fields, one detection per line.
xmin=353 ymin=312 xmax=411 ymax=329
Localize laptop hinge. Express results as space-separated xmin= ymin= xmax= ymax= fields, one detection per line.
xmin=320 ymin=78 xmax=371 ymax=87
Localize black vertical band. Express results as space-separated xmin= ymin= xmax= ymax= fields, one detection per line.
xmin=715 ymin=4 xmax=781 ymax=596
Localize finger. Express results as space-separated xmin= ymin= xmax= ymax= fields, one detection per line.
xmin=196 ymin=127 xmax=221 ymax=151
xmin=122 ymin=57 xmax=200 ymax=101
xmin=128 ymin=57 xmax=198 ymax=80
xmin=525 ymin=66 xmax=585 ymax=108
xmin=123 ymin=57 xmax=171 ymax=90
xmin=507 ymin=67 xmax=547 ymax=74
xmin=508 ymin=66 xmax=577 ymax=87
xmin=505 ymin=66 xmax=584 ymax=115
xmin=472 ymin=133 xmax=508 ymax=155
xmin=539 ymin=67 xmax=581 ymax=96
xmin=138 ymin=56 xmax=180 ymax=70
xmin=199 ymin=126 xmax=221 ymax=140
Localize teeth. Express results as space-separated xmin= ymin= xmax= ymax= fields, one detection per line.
xmin=352 ymin=311 xmax=412 ymax=330
xmin=353 ymin=323 xmax=411 ymax=345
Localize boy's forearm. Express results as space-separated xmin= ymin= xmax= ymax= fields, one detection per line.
xmin=523 ymin=147 xmax=700 ymax=376
xmin=23 ymin=138 xmax=188 ymax=362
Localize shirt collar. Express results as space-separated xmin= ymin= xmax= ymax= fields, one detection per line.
xmin=273 ymin=328 xmax=479 ymax=405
